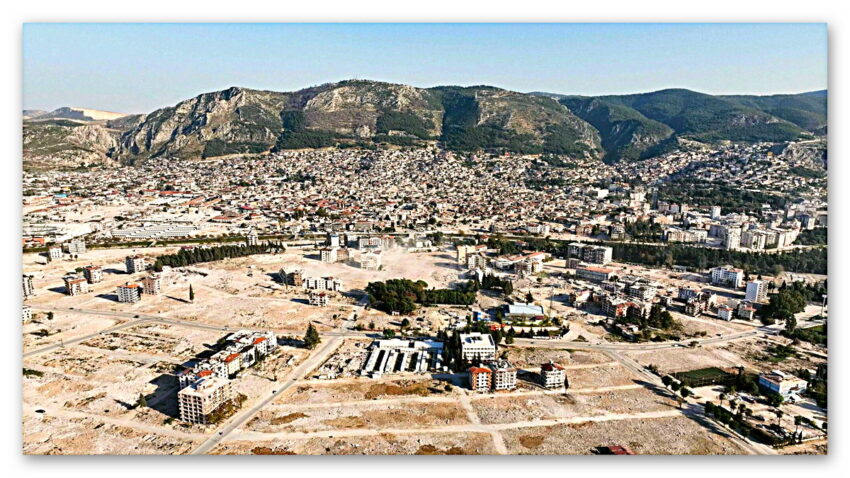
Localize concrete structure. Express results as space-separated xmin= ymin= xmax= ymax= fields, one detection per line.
xmin=540 ymin=361 xmax=567 ymax=389
xmin=717 ymin=305 xmax=734 ymax=321
xmin=23 ymin=274 xmax=35 ymax=298
xmin=504 ymin=303 xmax=545 ymax=321
xmin=459 ymin=332 xmax=496 ymax=361
xmin=308 ymin=291 xmax=329 ymax=307
xmin=575 ymin=264 xmax=614 ymax=282
xmin=116 ymin=282 xmax=142 ymax=303
xmin=710 ymin=266 xmax=744 ymax=288
xmin=568 ymin=243 xmax=613 ymax=265
xmin=361 ymin=339 xmax=444 ymax=377
xmin=359 ymin=250 xmax=383 ymax=270
xmin=63 ymin=275 xmax=89 ymax=296
xmin=304 ymin=276 xmax=343 ymax=292
xmin=178 ymin=376 xmax=233 ymax=424
xmin=281 ymin=269 xmax=303 ymax=287
xmin=142 ymin=273 xmax=163 ymax=295
xmin=745 ymin=280 xmax=768 ymax=303
xmin=246 ymin=231 xmax=259 ymax=246
xmin=320 ymin=247 xmax=338 ymax=263
xmin=488 ymin=360 xmax=518 ymax=391
xmin=23 ymin=305 xmax=32 ymax=323
xmin=125 ymin=255 xmax=146 ymax=274
xmin=65 ymin=239 xmax=86 ymax=255
xmin=468 ymin=366 xmax=492 ymax=392
xmin=83 ymin=265 xmax=103 ymax=284
xmin=758 ymin=371 xmax=808 ymax=398
xmin=48 ymin=246 xmax=63 ymax=261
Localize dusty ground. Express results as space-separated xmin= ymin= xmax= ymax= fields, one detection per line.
xmin=500 ymin=415 xmax=752 ymax=455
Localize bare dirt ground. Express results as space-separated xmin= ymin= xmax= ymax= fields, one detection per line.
xmin=211 ymin=431 xmax=498 ymax=455
xmin=504 ymin=346 xmax=613 ymax=368
xmin=500 ymin=415 xmax=752 ymax=455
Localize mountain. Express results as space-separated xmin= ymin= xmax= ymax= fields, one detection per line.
xmin=23 ymin=119 xmax=120 ymax=169
xmin=24 ymin=81 xmax=827 ymax=169
xmin=536 ymin=88 xmax=826 ymax=162
xmin=24 ymin=106 xmax=130 ymax=122
xmin=114 ymin=80 xmax=600 ymax=163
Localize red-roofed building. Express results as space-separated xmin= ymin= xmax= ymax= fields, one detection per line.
xmin=468 ymin=367 xmax=492 ymax=392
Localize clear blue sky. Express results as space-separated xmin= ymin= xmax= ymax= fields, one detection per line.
xmin=23 ymin=23 xmax=827 ymax=113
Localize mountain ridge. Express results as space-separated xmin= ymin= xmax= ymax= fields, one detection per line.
xmin=23 ymin=80 xmax=827 ymax=169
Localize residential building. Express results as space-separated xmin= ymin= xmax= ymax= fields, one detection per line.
xmin=717 ymin=305 xmax=734 ymax=321
xmin=304 ymin=276 xmax=343 ymax=292
xmin=48 ymin=246 xmax=63 ymax=261
xmin=280 ymin=269 xmax=303 ymax=287
xmin=142 ymin=273 xmax=163 ymax=295
xmin=359 ymin=250 xmax=383 ymax=270
xmin=23 ymin=274 xmax=35 ymax=298
xmin=358 ymin=236 xmax=382 ymax=249
xmin=467 ymin=253 xmax=488 ymax=270
xmin=568 ymin=243 xmax=613 ymax=265
xmin=246 ymin=231 xmax=259 ymax=246
xmin=23 ymin=305 xmax=32 ymax=323
xmin=460 ymin=332 xmax=496 ymax=361
xmin=63 ymin=275 xmax=89 ymax=296
xmin=178 ymin=376 xmax=233 ymax=424
xmin=320 ymin=247 xmax=338 ymax=263
xmin=468 ymin=366 xmax=492 ymax=392
xmin=575 ymin=264 xmax=614 ymax=282
xmin=488 ymin=360 xmax=518 ymax=391
xmin=125 ymin=255 xmax=146 ymax=274
xmin=65 ymin=239 xmax=87 ymax=255
xmin=745 ymin=280 xmax=768 ymax=303
xmin=308 ymin=291 xmax=329 ymax=307
xmin=710 ymin=266 xmax=744 ymax=288
xmin=540 ymin=361 xmax=567 ymax=389
xmin=116 ymin=282 xmax=142 ymax=303
xmin=83 ymin=265 xmax=103 ymax=284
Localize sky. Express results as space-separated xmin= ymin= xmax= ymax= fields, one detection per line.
xmin=23 ymin=23 xmax=828 ymax=114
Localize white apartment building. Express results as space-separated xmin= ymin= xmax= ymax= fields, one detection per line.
xmin=745 ymin=280 xmax=768 ymax=303
xmin=83 ymin=265 xmax=103 ymax=284
xmin=23 ymin=305 xmax=32 ymax=323
xmin=142 ymin=273 xmax=163 ymax=295
xmin=65 ymin=239 xmax=86 ymax=255
xmin=460 ymin=332 xmax=496 ymax=361
xmin=125 ymin=255 xmax=146 ymax=274
xmin=309 ymin=291 xmax=329 ymax=306
xmin=467 ymin=253 xmax=488 ymax=270
xmin=320 ymin=247 xmax=338 ymax=263
xmin=178 ymin=376 xmax=233 ymax=424
xmin=710 ymin=266 xmax=744 ymax=288
xmin=717 ymin=305 xmax=735 ymax=321
xmin=540 ymin=361 xmax=566 ymax=389
xmin=63 ymin=275 xmax=89 ymax=296
xmin=246 ymin=231 xmax=259 ymax=246
xmin=359 ymin=250 xmax=383 ymax=271
xmin=23 ymin=274 xmax=35 ymax=298
xmin=304 ymin=276 xmax=343 ymax=292
xmin=116 ymin=283 xmax=142 ymax=303
xmin=48 ymin=246 xmax=63 ymax=261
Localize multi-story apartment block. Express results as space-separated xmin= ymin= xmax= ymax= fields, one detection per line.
xmin=724 ymin=227 xmax=742 ymax=251
xmin=280 ymin=269 xmax=303 ymax=287
xmin=359 ymin=250 xmax=382 ymax=271
xmin=467 ymin=253 xmax=488 ymax=270
xmin=116 ymin=282 xmax=142 ymax=303
xmin=320 ymin=247 xmax=338 ymax=263
xmin=568 ymin=243 xmax=613 ymax=265
xmin=23 ymin=274 xmax=35 ymax=298
xmin=460 ymin=332 xmax=496 ymax=361
xmin=246 ymin=231 xmax=259 ymax=246
xmin=178 ymin=376 xmax=233 ymax=424
xmin=540 ymin=361 xmax=567 ymax=389
xmin=358 ymin=236 xmax=382 ymax=249
xmin=23 ymin=305 xmax=32 ymax=323
xmin=575 ymin=264 xmax=614 ymax=282
xmin=488 ymin=360 xmax=518 ymax=391
xmin=65 ymin=239 xmax=87 ymax=255
xmin=309 ymin=291 xmax=329 ymax=306
xmin=745 ymin=280 xmax=768 ymax=303
xmin=304 ymin=276 xmax=343 ymax=292
xmin=48 ymin=246 xmax=63 ymax=261
xmin=83 ymin=265 xmax=103 ymax=284
xmin=125 ymin=255 xmax=146 ymax=274
xmin=327 ymin=232 xmax=341 ymax=248
xmin=142 ymin=273 xmax=163 ymax=295
xmin=468 ymin=366 xmax=492 ymax=392
xmin=63 ymin=275 xmax=89 ymax=296
xmin=710 ymin=266 xmax=744 ymax=288
xmin=717 ymin=305 xmax=735 ymax=321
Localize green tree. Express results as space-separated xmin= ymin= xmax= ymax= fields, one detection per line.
xmin=189 ymin=284 xmax=195 ymax=303
xmin=303 ymin=323 xmax=321 ymax=349
xmin=137 ymin=393 xmax=148 ymax=408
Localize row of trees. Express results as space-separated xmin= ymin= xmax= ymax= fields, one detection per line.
xmin=475 ymin=273 xmax=514 ymax=296
xmin=153 ymin=243 xmax=285 ymax=271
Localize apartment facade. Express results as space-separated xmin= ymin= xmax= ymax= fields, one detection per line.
xmin=540 ymin=361 xmax=567 ymax=389
xmin=64 ymin=275 xmax=89 ymax=296
xmin=125 ymin=255 xmax=146 ymax=274
xmin=116 ymin=283 xmax=142 ymax=303
xmin=177 ymin=376 xmax=233 ymax=424
xmin=459 ymin=332 xmax=496 ymax=361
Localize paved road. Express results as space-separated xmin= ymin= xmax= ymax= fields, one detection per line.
xmin=189 ymin=295 xmax=369 ymax=455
